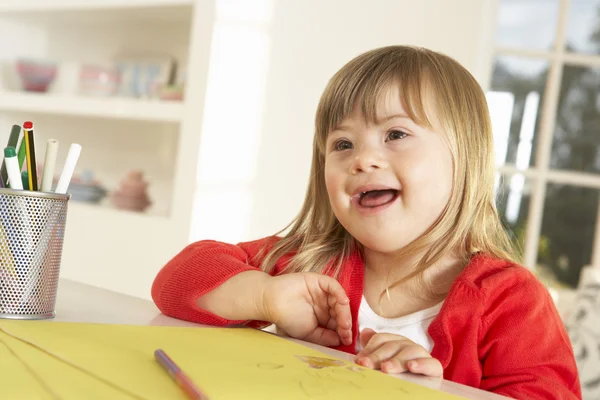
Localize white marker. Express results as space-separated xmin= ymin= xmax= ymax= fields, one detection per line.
xmin=4 ymin=147 xmax=23 ymax=190
xmin=55 ymin=143 xmax=81 ymax=194
xmin=40 ymin=139 xmax=59 ymax=192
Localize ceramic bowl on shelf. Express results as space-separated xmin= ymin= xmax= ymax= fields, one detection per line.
xmin=16 ymin=59 xmax=58 ymax=92
xmin=78 ymin=64 xmax=120 ymax=97
xmin=50 ymin=170 xmax=108 ymax=204
xmin=68 ymin=183 xmax=108 ymax=204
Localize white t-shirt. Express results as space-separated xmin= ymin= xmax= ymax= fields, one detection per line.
xmin=356 ymin=296 xmax=443 ymax=353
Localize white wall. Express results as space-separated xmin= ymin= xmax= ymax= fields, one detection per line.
xmin=190 ymin=0 xmax=494 ymax=245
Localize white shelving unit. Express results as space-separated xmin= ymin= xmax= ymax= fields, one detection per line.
xmin=0 ymin=0 xmax=216 ymax=298
xmin=0 ymin=92 xmax=184 ymax=122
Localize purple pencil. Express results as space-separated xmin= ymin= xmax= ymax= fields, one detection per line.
xmin=154 ymin=349 xmax=209 ymax=400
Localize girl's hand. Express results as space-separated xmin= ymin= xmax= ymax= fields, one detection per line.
xmin=261 ymin=272 xmax=352 ymax=348
xmin=354 ymin=328 xmax=443 ymax=377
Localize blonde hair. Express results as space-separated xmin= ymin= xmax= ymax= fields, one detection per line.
xmin=259 ymin=45 xmax=519 ymax=292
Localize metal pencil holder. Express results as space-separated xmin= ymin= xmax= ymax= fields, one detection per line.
xmin=0 ymin=188 xmax=70 ymax=319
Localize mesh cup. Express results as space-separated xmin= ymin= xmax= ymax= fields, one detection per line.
xmin=0 ymin=188 xmax=70 ymax=319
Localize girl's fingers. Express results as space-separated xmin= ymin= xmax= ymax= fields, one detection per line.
xmin=329 ymin=304 xmax=337 ymax=319
xmin=357 ymin=332 xmax=408 ymax=359
xmin=311 ymin=291 xmax=333 ymax=328
xmin=336 ymin=323 xmax=352 ymax=346
xmin=356 ymin=341 xmax=403 ymax=369
xmin=393 ymin=344 xmax=432 ymax=365
xmin=405 ymin=357 xmax=444 ymax=377
xmin=360 ymin=332 xmax=407 ymax=353
xmin=380 ymin=346 xmax=438 ymax=374
xmin=314 ymin=302 xmax=331 ymax=327
xmin=380 ymin=358 xmax=406 ymax=374
xmin=333 ymin=299 xmax=351 ymax=328
xmin=319 ymin=275 xmax=349 ymax=307
xmin=359 ymin=328 xmax=377 ymax=349
xmin=325 ymin=283 xmax=352 ymax=346
xmin=326 ymin=301 xmax=351 ymax=345
xmin=325 ymin=310 xmax=338 ymax=331
xmin=321 ymin=276 xmax=352 ymax=330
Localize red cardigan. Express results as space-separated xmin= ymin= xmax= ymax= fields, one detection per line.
xmin=152 ymin=237 xmax=581 ymax=399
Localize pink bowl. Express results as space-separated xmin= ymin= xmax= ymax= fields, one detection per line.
xmin=16 ymin=59 xmax=57 ymax=92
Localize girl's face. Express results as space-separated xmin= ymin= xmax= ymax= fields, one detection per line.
xmin=324 ymin=86 xmax=454 ymax=254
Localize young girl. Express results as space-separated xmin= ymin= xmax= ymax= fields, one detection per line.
xmin=152 ymin=46 xmax=581 ymax=399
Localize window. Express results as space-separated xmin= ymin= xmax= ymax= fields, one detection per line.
xmin=488 ymin=0 xmax=600 ymax=291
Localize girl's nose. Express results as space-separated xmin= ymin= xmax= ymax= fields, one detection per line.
xmin=350 ymin=146 xmax=387 ymax=175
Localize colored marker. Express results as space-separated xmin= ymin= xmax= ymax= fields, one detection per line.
xmin=4 ymin=147 xmax=23 ymax=190
xmin=23 ymin=121 xmax=38 ymax=191
xmin=154 ymin=349 xmax=209 ymax=400
xmin=21 ymin=171 xmax=29 ymax=191
xmin=17 ymin=137 xmax=26 ymax=171
xmin=40 ymin=139 xmax=58 ymax=192
xmin=55 ymin=143 xmax=81 ymax=194
xmin=0 ymin=125 xmax=21 ymax=187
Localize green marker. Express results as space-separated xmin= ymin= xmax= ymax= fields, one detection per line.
xmin=21 ymin=171 xmax=29 ymax=191
xmin=17 ymin=137 xmax=26 ymax=171
xmin=1 ymin=125 xmax=21 ymax=187
xmin=4 ymin=147 xmax=22 ymax=190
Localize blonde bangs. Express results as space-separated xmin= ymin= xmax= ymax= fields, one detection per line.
xmin=315 ymin=47 xmax=435 ymax=155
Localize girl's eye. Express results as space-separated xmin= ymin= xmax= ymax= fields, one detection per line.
xmin=334 ymin=140 xmax=353 ymax=151
xmin=386 ymin=130 xmax=408 ymax=141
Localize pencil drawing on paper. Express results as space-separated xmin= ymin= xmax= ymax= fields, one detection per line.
xmin=256 ymin=362 xmax=284 ymax=370
xmin=297 ymin=359 xmax=368 ymax=397
xmin=295 ymin=355 xmax=346 ymax=369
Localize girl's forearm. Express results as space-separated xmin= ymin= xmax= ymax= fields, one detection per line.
xmin=195 ymin=270 xmax=271 ymax=321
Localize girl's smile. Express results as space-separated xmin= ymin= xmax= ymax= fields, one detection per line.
xmin=350 ymin=185 xmax=400 ymax=216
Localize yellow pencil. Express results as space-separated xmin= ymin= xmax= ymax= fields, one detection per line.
xmin=23 ymin=121 xmax=38 ymax=191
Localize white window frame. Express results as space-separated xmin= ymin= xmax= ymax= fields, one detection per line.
xmin=485 ymin=0 xmax=600 ymax=270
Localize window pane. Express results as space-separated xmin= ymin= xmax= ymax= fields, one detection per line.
xmin=566 ymin=0 xmax=600 ymax=54
xmin=489 ymin=56 xmax=548 ymax=168
xmin=551 ymin=65 xmax=600 ymax=173
xmin=538 ymin=184 xmax=598 ymax=289
xmin=495 ymin=173 xmax=532 ymax=259
xmin=496 ymin=0 xmax=559 ymax=50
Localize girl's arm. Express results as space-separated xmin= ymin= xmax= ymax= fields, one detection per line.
xmin=151 ymin=237 xmax=279 ymax=328
xmin=151 ymin=238 xmax=354 ymax=348
xmin=195 ymin=270 xmax=271 ymax=320
xmin=478 ymin=269 xmax=582 ymax=399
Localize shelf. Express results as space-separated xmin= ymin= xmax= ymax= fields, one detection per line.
xmin=0 ymin=0 xmax=193 ymax=12
xmin=69 ymin=201 xmax=169 ymax=223
xmin=0 ymin=92 xmax=184 ymax=123
xmin=0 ymin=0 xmax=193 ymax=25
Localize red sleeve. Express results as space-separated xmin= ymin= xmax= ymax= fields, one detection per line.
xmin=151 ymin=237 xmax=280 ymax=327
xmin=478 ymin=268 xmax=582 ymax=399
